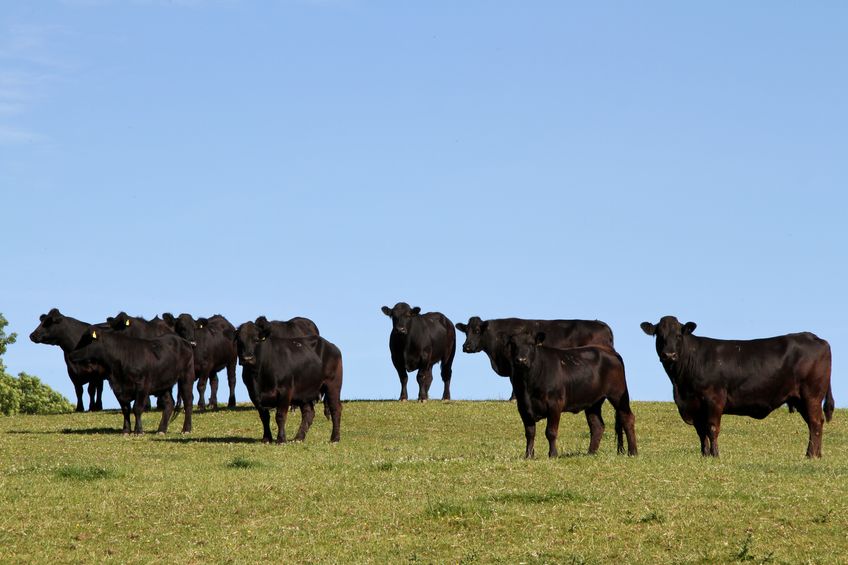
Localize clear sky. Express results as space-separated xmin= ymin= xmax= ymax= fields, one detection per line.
xmin=2 ymin=1 xmax=846 ymax=408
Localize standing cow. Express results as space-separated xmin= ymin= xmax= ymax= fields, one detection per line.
xmin=381 ymin=302 xmax=456 ymax=401
xmin=170 ymin=313 xmax=238 ymax=410
xmin=507 ymin=331 xmax=637 ymax=458
xmin=235 ymin=321 xmax=342 ymax=443
xmin=641 ymin=316 xmax=834 ymax=457
xmin=456 ymin=315 xmax=614 ymax=407
xmin=69 ymin=327 xmax=195 ymax=434
xmin=29 ymin=308 xmax=107 ymax=412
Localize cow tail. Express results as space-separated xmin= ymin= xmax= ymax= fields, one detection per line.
xmin=171 ymin=387 xmax=183 ymax=423
xmin=824 ymin=383 xmax=835 ymax=423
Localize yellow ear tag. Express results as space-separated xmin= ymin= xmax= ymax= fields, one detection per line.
xmin=199 ymin=324 xmax=204 ymax=329
xmin=125 ymin=319 xmax=131 ymax=326
xmin=91 ymin=330 xmax=97 ymax=339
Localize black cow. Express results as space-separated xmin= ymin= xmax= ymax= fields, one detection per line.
xmin=381 ymin=302 xmax=456 ymax=401
xmin=255 ymin=315 xmax=320 ymax=338
xmin=641 ymin=316 xmax=834 ymax=457
xmin=235 ymin=321 xmax=342 ymax=443
xmin=456 ymin=316 xmax=614 ymax=402
xmin=69 ymin=327 xmax=195 ymax=434
xmin=170 ymin=313 xmax=238 ymax=410
xmin=29 ymin=308 xmax=107 ymax=412
xmin=507 ymin=331 xmax=637 ymax=458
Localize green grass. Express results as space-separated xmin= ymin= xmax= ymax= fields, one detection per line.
xmin=0 ymin=401 xmax=846 ymax=564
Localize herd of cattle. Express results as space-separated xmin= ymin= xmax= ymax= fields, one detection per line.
xmin=28 ymin=302 xmax=834 ymax=458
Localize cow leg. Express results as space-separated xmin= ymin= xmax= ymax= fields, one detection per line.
xmin=94 ymin=379 xmax=104 ymax=411
xmin=417 ymin=367 xmax=433 ymax=402
xmin=119 ymin=400 xmax=132 ymax=435
xmin=157 ymin=391 xmax=175 ymax=434
xmin=392 ymin=355 xmax=409 ymax=401
xmin=208 ymin=372 xmax=219 ymax=410
xmin=609 ymin=393 xmax=638 ymax=456
xmin=523 ymin=417 xmax=536 ymax=459
xmin=294 ymin=403 xmax=315 ymax=441
xmin=275 ymin=401 xmax=290 ymax=444
xmin=440 ymin=347 xmax=454 ymax=401
xmin=440 ymin=362 xmax=452 ymax=401
xmin=226 ymin=361 xmax=237 ymax=408
xmin=132 ymin=392 xmax=146 ymax=435
xmin=694 ymin=420 xmax=710 ymax=456
xmin=798 ymin=400 xmax=824 ymax=458
xmin=545 ymin=411 xmax=561 ymax=458
xmin=72 ymin=379 xmax=85 ymax=413
xmin=196 ymin=374 xmax=208 ymax=411
xmin=585 ymin=402 xmax=605 ymax=455
xmin=86 ymin=381 xmax=98 ymax=412
xmin=706 ymin=415 xmax=722 ymax=457
xmin=257 ymin=408 xmax=273 ymax=443
xmin=180 ymin=380 xmax=194 ymax=434
xmin=325 ymin=388 xmax=342 ymax=443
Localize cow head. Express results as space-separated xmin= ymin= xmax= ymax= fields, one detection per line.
xmin=161 ymin=312 xmax=177 ymax=329
xmin=30 ymin=308 xmax=67 ymax=344
xmin=381 ymin=302 xmax=420 ymax=335
xmin=106 ymin=311 xmax=134 ymax=331
xmin=68 ymin=326 xmax=106 ymax=371
xmin=640 ymin=316 xmax=697 ymax=363
xmin=235 ymin=321 xmax=268 ymax=366
xmin=507 ymin=331 xmax=546 ymax=369
xmin=173 ymin=314 xmax=198 ymax=346
xmin=455 ymin=316 xmax=488 ymax=353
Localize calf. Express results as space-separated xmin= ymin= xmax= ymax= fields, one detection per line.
xmin=381 ymin=302 xmax=456 ymax=401
xmin=235 ymin=321 xmax=342 ymax=443
xmin=507 ymin=331 xmax=637 ymax=458
xmin=456 ymin=316 xmax=614 ymax=406
xmin=641 ymin=316 xmax=834 ymax=457
xmin=29 ymin=308 xmax=107 ymax=412
xmin=69 ymin=328 xmax=195 ymax=434
xmin=171 ymin=313 xmax=238 ymax=410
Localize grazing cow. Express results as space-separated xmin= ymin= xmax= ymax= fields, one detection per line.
xmin=506 ymin=331 xmax=637 ymax=458
xmin=456 ymin=316 xmax=614 ymax=403
xmin=641 ymin=316 xmax=834 ymax=457
xmin=29 ymin=308 xmax=107 ymax=412
xmin=235 ymin=321 xmax=342 ymax=443
xmin=255 ymin=315 xmax=320 ymax=338
xmin=381 ymin=302 xmax=456 ymax=401
xmin=170 ymin=313 xmax=238 ymax=410
xmin=68 ymin=328 xmax=195 ymax=434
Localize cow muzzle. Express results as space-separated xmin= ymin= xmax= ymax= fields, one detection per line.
xmin=661 ymin=352 xmax=678 ymax=362
xmin=241 ymin=355 xmax=256 ymax=365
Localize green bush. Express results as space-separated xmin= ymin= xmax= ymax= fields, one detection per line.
xmin=0 ymin=313 xmax=74 ymax=416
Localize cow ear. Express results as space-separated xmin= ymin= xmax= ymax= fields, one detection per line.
xmin=381 ymin=306 xmax=392 ymax=317
xmin=455 ymin=322 xmax=468 ymax=333
xmin=534 ymin=332 xmax=546 ymax=345
xmin=197 ymin=317 xmax=209 ymax=329
xmin=106 ymin=317 xmax=115 ymax=325
xmin=258 ymin=325 xmax=271 ymax=340
xmin=480 ymin=321 xmax=489 ymax=333
xmin=39 ymin=314 xmax=47 ymax=322
xmin=640 ymin=322 xmax=656 ymax=336
xmin=162 ymin=313 xmax=174 ymax=323
xmin=411 ymin=307 xmax=421 ymax=315
xmin=683 ymin=322 xmax=697 ymax=334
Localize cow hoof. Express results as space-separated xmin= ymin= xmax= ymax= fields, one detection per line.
xmin=122 ymin=431 xmax=131 ymax=436
xmin=157 ymin=431 xmax=166 ymax=436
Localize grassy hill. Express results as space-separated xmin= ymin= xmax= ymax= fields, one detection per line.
xmin=0 ymin=401 xmax=845 ymax=564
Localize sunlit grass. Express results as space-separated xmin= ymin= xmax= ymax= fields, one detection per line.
xmin=0 ymin=401 xmax=845 ymax=563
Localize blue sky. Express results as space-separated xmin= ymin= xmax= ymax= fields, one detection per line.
xmin=2 ymin=1 xmax=846 ymax=408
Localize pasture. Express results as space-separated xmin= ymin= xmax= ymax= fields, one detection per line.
xmin=0 ymin=401 xmax=846 ymax=564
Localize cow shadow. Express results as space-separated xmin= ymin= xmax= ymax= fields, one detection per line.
xmin=158 ymin=436 xmax=261 ymax=444
xmin=61 ymin=427 xmax=123 ymax=435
